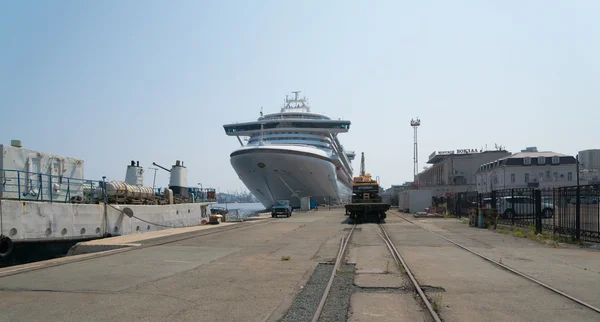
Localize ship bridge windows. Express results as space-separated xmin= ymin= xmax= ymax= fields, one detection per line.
xmin=224 ymin=122 xmax=279 ymax=134
xmin=288 ymin=122 xmax=350 ymax=130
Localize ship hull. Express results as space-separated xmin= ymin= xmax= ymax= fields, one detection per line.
xmin=0 ymin=200 xmax=215 ymax=245
xmin=230 ymin=146 xmax=352 ymax=208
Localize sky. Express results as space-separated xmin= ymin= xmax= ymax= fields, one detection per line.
xmin=1 ymin=0 xmax=599 ymax=192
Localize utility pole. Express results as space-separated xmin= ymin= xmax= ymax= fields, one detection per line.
xmin=148 ymin=167 xmax=159 ymax=190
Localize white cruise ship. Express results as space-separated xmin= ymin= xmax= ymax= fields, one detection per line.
xmin=223 ymin=91 xmax=355 ymax=208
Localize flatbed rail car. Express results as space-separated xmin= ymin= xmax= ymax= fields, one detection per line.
xmin=345 ymin=173 xmax=390 ymax=223
xmin=345 ymin=202 xmax=390 ymax=223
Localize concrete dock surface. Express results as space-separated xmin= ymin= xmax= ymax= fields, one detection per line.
xmin=0 ymin=209 xmax=599 ymax=321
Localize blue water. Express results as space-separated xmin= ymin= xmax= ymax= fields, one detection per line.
xmin=214 ymin=202 xmax=266 ymax=218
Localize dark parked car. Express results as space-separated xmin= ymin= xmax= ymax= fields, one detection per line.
xmin=271 ymin=200 xmax=293 ymax=218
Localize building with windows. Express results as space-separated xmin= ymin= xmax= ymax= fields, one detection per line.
xmin=476 ymin=151 xmax=577 ymax=193
xmin=381 ymin=184 xmax=408 ymax=205
xmin=578 ymin=149 xmax=600 ymax=171
xmin=417 ymin=148 xmax=511 ymax=196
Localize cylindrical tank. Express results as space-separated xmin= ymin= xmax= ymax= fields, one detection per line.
xmin=99 ymin=180 xmax=155 ymax=202
xmin=169 ymin=160 xmax=188 ymax=198
xmin=164 ymin=188 xmax=173 ymax=204
xmin=105 ymin=181 xmax=128 ymax=198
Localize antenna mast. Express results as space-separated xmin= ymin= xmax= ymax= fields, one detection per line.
xmin=410 ymin=118 xmax=421 ymax=188
xmin=360 ymin=152 xmax=365 ymax=177
xmin=292 ymin=91 xmax=300 ymax=101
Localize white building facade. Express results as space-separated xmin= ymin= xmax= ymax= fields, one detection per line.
xmin=476 ymin=152 xmax=577 ymax=193
xmin=578 ymin=149 xmax=600 ymax=171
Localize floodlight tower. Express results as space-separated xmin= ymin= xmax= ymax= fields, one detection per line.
xmin=410 ymin=118 xmax=421 ymax=188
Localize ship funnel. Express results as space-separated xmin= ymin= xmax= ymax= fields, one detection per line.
xmin=169 ymin=160 xmax=188 ymax=198
xmin=125 ymin=160 xmax=144 ymax=186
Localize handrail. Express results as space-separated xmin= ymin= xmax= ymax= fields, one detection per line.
xmin=0 ymin=168 xmax=101 ymax=204
xmin=0 ymin=168 xmax=218 ymax=205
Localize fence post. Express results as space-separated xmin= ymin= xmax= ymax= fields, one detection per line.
xmin=65 ymin=178 xmax=70 ymax=202
xmin=552 ymin=188 xmax=556 ymax=238
xmin=491 ymin=190 xmax=497 ymax=228
xmin=49 ymin=175 xmax=53 ymax=202
xmin=576 ymin=185 xmax=581 ymax=241
xmin=17 ymin=171 xmax=21 ymax=200
xmin=535 ymin=189 xmax=542 ymax=234
xmin=576 ymin=156 xmax=581 ymax=241
xmin=511 ymin=189 xmax=515 ymax=226
xmin=39 ymin=173 xmax=43 ymax=201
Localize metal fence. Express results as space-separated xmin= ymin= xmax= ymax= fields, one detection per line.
xmin=477 ymin=185 xmax=600 ymax=243
xmin=1 ymin=168 xmax=218 ymax=205
xmin=446 ymin=192 xmax=478 ymax=218
xmin=553 ymin=185 xmax=600 ymax=243
xmin=1 ymin=168 xmax=101 ymax=204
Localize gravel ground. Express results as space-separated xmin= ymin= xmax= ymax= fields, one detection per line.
xmin=281 ymin=263 xmax=333 ymax=322
xmin=280 ymin=263 xmax=357 ymax=322
xmin=318 ymin=264 xmax=356 ymax=322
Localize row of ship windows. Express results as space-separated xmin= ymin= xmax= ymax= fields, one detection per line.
xmin=257 ymin=132 xmax=328 ymax=138
xmin=225 ymin=122 xmax=350 ymax=133
xmin=261 ymin=114 xmax=330 ymax=120
xmin=248 ymin=137 xmax=332 ymax=147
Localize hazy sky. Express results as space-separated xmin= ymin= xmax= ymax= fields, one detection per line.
xmin=2 ymin=1 xmax=599 ymax=191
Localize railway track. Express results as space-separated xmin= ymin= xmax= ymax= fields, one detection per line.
xmin=378 ymin=222 xmax=442 ymax=322
xmin=311 ymin=223 xmax=357 ymax=322
xmin=311 ymin=221 xmax=442 ymax=322
xmin=389 ymin=211 xmax=600 ymax=315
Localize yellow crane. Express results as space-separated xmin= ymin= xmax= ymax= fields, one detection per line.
xmin=345 ymin=152 xmax=390 ymax=223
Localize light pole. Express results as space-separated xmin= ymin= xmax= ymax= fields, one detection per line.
xmin=410 ymin=118 xmax=421 ymax=188
xmin=197 ymin=182 xmax=203 ymax=200
xmin=149 ymin=167 xmax=158 ymax=190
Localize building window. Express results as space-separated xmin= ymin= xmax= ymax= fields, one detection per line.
xmin=552 ymin=156 xmax=560 ymax=164
xmin=568 ymin=172 xmax=573 ymax=181
xmin=523 ymin=157 xmax=531 ymax=165
xmin=525 ymin=173 xmax=530 ymax=183
xmin=538 ymin=156 xmax=545 ymax=165
xmin=553 ymin=172 xmax=558 ymax=181
xmin=511 ymin=173 xmax=515 ymax=183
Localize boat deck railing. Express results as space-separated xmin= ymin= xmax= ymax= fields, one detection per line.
xmin=0 ymin=168 xmax=103 ymax=204
xmin=0 ymin=168 xmax=217 ymax=205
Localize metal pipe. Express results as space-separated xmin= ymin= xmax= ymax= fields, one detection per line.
xmin=152 ymin=162 xmax=171 ymax=173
